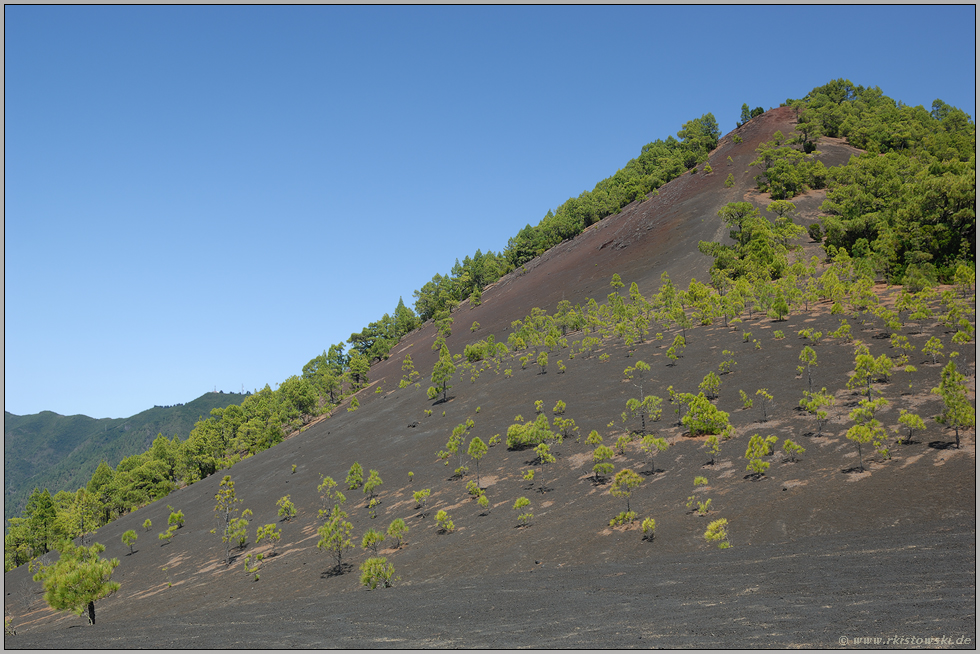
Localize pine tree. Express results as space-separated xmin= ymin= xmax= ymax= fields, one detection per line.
xmin=610 ymin=469 xmax=643 ymax=517
xmin=346 ymin=462 xmax=364 ymax=490
xmin=467 ymin=436 xmax=488 ymax=487
xmin=429 ymin=345 xmax=457 ymax=402
xmin=213 ymin=475 xmax=243 ymax=564
xmin=932 ymin=359 xmax=975 ymax=449
xmin=317 ymin=505 xmax=353 ymax=573
xmin=121 ymin=530 xmax=137 ymax=555
xmin=386 ymin=518 xmax=409 ymax=549
xmin=32 ymin=541 xmax=120 ymax=625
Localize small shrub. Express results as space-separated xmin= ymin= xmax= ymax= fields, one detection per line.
xmin=346 ymin=462 xmax=364 ymax=490
xmin=243 ymin=552 xmax=264 ymax=574
xmin=359 ymin=557 xmax=395 ymax=589
xmin=704 ymin=518 xmax=731 ymax=548
xmin=435 ymin=510 xmax=455 ymax=533
xmin=158 ymin=524 xmax=177 ymax=544
xmin=782 ymin=439 xmax=805 ymax=462
xmin=277 ymin=495 xmax=296 ymax=521
xmin=142 ymin=519 xmax=152 ymax=532
xmin=773 ymin=330 xmax=785 ymax=340
xmin=756 ymin=388 xmax=773 ymax=421
xmin=744 ymin=434 xmax=773 ymax=476
xmin=609 ymin=510 xmax=638 ymax=527
xmin=699 ymin=372 xmax=721 ymax=399
xmin=256 ymin=524 xmax=281 ymax=555
xmin=166 ymin=506 xmax=185 ymax=529
xmin=641 ymin=517 xmax=656 ymax=541
xmin=513 ymin=497 xmax=532 ymax=527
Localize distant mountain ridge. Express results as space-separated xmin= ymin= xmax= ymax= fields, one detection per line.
xmin=3 ymin=392 xmax=247 ymax=523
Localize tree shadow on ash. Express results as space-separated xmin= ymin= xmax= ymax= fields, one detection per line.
xmin=321 ymin=563 xmax=354 ymax=579
xmin=840 ymin=465 xmax=867 ymax=474
xmin=640 ymin=467 xmax=663 ymax=476
xmin=928 ymin=440 xmax=958 ymax=450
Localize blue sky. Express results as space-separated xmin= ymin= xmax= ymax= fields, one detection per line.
xmin=4 ymin=5 xmax=976 ymax=419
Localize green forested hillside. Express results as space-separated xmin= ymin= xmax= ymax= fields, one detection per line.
xmin=3 ymin=392 xmax=246 ymax=523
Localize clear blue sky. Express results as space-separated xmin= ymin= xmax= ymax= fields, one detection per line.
xmin=4 ymin=5 xmax=976 ymax=419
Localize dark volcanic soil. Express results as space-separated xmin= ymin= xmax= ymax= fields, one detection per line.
xmin=8 ymin=518 xmax=976 ymax=649
xmin=5 ymin=107 xmax=975 ymax=649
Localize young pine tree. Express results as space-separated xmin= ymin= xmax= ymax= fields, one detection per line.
xmin=121 ymin=530 xmax=137 ymax=555
xmin=32 ymin=541 xmax=120 ymax=626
